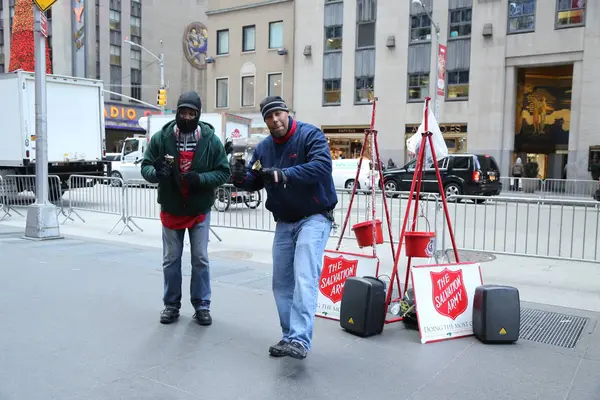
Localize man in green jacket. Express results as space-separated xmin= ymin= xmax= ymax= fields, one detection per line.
xmin=141 ymin=91 xmax=230 ymax=326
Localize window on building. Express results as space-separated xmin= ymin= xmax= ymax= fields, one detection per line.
xmin=325 ymin=25 xmax=342 ymax=51
xmin=269 ymin=21 xmax=283 ymax=49
xmin=0 ymin=64 xmax=4 ymax=74
xmin=109 ymin=29 xmax=121 ymax=45
xmin=216 ymin=78 xmax=228 ymax=108
xmin=556 ymin=0 xmax=585 ymax=28
xmin=449 ymin=8 xmax=471 ymax=38
xmin=109 ymin=45 xmax=121 ymax=65
xmin=407 ymin=73 xmax=429 ymax=101
xmin=323 ymin=79 xmax=341 ymax=105
xmin=130 ymin=49 xmax=141 ymax=69
xmin=241 ymin=76 xmax=254 ymax=107
xmin=217 ymin=29 xmax=229 ymax=55
xmin=130 ymin=69 xmax=141 ymax=101
xmin=110 ymin=65 xmax=121 ymax=100
xmin=411 ymin=13 xmax=432 ymax=42
xmin=447 ymin=70 xmax=469 ymax=99
xmin=109 ymin=10 xmax=121 ymax=31
xmin=507 ymin=0 xmax=535 ymax=33
xmin=130 ymin=0 xmax=141 ymax=17
xmin=324 ymin=52 xmax=342 ymax=105
xmin=130 ymin=16 xmax=141 ymax=37
xmin=355 ymin=76 xmax=374 ymax=103
xmin=267 ymin=73 xmax=282 ymax=97
xmin=356 ymin=0 xmax=376 ymax=48
xmin=242 ymin=25 xmax=255 ymax=52
xmin=324 ymin=1 xmax=343 ymax=51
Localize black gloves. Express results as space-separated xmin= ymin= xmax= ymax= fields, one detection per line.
xmin=153 ymin=158 xmax=172 ymax=181
xmin=231 ymin=160 xmax=247 ymax=182
xmin=261 ymin=168 xmax=287 ymax=185
xmin=183 ymin=171 xmax=202 ymax=191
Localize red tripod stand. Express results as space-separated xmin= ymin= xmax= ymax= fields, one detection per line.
xmin=384 ymin=97 xmax=461 ymax=324
xmin=334 ymin=98 xmax=397 ymax=276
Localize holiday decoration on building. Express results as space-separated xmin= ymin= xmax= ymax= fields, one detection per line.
xmin=8 ymin=0 xmax=52 ymax=73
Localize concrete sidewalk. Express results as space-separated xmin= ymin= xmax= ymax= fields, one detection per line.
xmin=3 ymin=209 xmax=600 ymax=313
xmin=0 ymin=224 xmax=599 ymax=399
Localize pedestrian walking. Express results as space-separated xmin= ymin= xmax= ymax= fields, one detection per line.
xmin=140 ymin=91 xmax=230 ymax=326
xmin=512 ymin=157 xmax=523 ymax=191
xmin=231 ymin=96 xmax=338 ymax=360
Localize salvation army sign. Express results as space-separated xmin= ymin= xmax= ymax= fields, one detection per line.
xmin=430 ymin=268 xmax=468 ymax=320
xmin=316 ymin=250 xmax=379 ymax=321
xmin=411 ymin=262 xmax=483 ymax=344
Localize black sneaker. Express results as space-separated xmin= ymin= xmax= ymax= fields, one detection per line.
xmin=268 ymin=340 xmax=289 ymax=357
xmin=285 ymin=341 xmax=308 ymax=360
xmin=160 ymin=307 xmax=180 ymax=324
xmin=193 ymin=309 xmax=212 ymax=326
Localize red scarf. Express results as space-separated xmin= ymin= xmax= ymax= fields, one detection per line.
xmin=160 ymin=127 xmax=206 ymax=230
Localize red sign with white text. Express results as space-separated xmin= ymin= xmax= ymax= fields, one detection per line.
xmin=430 ymin=268 xmax=468 ymax=321
xmin=411 ymin=262 xmax=483 ymax=344
xmin=436 ymin=44 xmax=447 ymax=96
xmin=316 ymin=251 xmax=379 ymax=320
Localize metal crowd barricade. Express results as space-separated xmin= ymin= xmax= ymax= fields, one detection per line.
xmin=0 ymin=174 xmax=65 ymax=220
xmin=438 ymin=194 xmax=600 ymax=263
xmin=62 ymin=174 xmax=139 ymax=235
xmin=124 ymin=179 xmax=222 ymax=241
xmin=543 ymin=178 xmax=598 ymax=199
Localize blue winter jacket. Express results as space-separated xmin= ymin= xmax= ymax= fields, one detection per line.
xmin=235 ymin=118 xmax=338 ymax=223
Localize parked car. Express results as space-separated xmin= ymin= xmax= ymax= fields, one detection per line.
xmin=332 ymin=159 xmax=378 ymax=190
xmin=380 ymin=153 xmax=502 ymax=200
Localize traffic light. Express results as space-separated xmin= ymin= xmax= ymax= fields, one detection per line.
xmin=157 ymin=88 xmax=167 ymax=106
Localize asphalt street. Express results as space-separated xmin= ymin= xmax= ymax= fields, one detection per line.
xmin=0 ymin=224 xmax=599 ymax=400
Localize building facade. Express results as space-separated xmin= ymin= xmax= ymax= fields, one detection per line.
xmin=204 ymin=0 xmax=294 ymax=136
xmin=0 ymin=0 xmax=209 ymax=153
xmin=293 ymin=0 xmax=598 ymax=180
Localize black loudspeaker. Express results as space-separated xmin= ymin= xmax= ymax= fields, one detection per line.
xmin=473 ymin=285 xmax=520 ymax=344
xmin=339 ymin=276 xmax=386 ymax=338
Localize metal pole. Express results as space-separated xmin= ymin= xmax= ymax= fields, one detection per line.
xmin=25 ymin=6 xmax=61 ymax=240
xmin=433 ymin=27 xmax=440 ymax=121
xmin=159 ymin=52 xmax=165 ymax=113
xmin=34 ymin=7 xmax=48 ymax=205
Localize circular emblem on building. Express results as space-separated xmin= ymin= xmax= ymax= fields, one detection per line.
xmin=183 ymin=22 xmax=209 ymax=70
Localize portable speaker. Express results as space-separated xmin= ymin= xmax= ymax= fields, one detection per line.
xmin=473 ymin=285 xmax=520 ymax=344
xmin=339 ymin=276 xmax=386 ymax=338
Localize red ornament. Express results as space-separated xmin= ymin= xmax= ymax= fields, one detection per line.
xmin=8 ymin=0 xmax=52 ymax=74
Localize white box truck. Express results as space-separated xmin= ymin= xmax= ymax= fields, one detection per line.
xmin=0 ymin=71 xmax=106 ymax=199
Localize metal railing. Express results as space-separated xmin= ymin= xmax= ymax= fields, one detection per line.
xmin=1 ymin=175 xmax=598 ymax=262
xmin=499 ymin=177 xmax=598 ymax=199
xmin=440 ymin=194 xmax=600 ymax=263
xmin=0 ymin=174 xmax=65 ymax=220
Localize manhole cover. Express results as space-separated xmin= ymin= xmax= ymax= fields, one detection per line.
xmin=519 ymin=308 xmax=589 ymax=349
xmin=439 ymin=249 xmax=496 ymax=263
xmin=209 ymin=250 xmax=253 ymax=260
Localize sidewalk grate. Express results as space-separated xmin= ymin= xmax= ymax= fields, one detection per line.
xmin=520 ymin=308 xmax=589 ymax=349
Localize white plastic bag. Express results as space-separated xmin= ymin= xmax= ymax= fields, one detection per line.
xmin=405 ymin=105 xmax=448 ymax=166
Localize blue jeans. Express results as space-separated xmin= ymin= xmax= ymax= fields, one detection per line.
xmin=272 ymin=213 xmax=332 ymax=351
xmin=162 ymin=213 xmax=211 ymax=311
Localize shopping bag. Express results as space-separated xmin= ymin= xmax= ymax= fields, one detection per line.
xmin=406 ymin=105 xmax=448 ymax=166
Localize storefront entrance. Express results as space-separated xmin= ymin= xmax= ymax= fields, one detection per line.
xmin=322 ymin=126 xmax=370 ymax=160
xmin=513 ymin=64 xmax=573 ymax=179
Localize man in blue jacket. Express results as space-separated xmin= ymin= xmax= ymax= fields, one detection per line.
xmin=231 ymin=96 xmax=337 ymax=360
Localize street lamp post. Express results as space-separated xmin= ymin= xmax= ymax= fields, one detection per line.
xmin=412 ymin=0 xmax=441 ymax=121
xmin=124 ymin=39 xmax=165 ymax=113
xmin=25 ymin=4 xmax=61 ymax=240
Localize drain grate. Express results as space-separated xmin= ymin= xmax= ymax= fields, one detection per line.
xmin=520 ymin=308 xmax=589 ymax=349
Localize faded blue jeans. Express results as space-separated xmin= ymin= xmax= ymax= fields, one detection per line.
xmin=162 ymin=213 xmax=211 ymax=311
xmin=272 ymin=213 xmax=332 ymax=351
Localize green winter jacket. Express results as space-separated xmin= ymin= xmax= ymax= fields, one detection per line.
xmin=140 ymin=120 xmax=230 ymax=216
